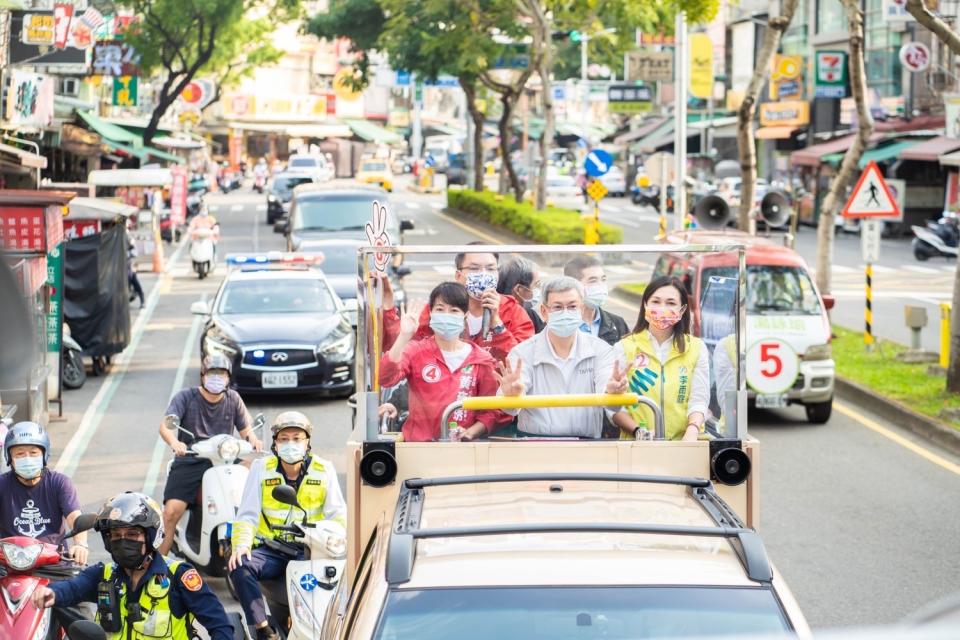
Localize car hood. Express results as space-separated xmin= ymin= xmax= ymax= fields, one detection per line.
xmin=214 ymin=313 xmax=345 ymax=345
xmin=324 ymin=273 xmax=357 ymax=300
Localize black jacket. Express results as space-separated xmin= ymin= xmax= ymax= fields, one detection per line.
xmin=597 ymin=308 xmax=630 ymax=346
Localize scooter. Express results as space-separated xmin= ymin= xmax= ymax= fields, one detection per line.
xmin=190 ymin=226 xmax=217 ymax=279
xmin=912 ymin=216 xmax=959 ymax=261
xmin=253 ymin=173 xmax=266 ymax=194
xmin=235 ymin=485 xmax=346 ymax=639
xmin=631 ymin=183 xmax=660 ymax=208
xmin=168 ymin=414 xmax=264 ymax=577
xmin=62 ymin=325 xmax=87 ymax=390
xmin=0 ymin=513 xmax=96 ymax=640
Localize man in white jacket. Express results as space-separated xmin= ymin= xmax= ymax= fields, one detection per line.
xmin=227 ymin=411 xmax=346 ymax=640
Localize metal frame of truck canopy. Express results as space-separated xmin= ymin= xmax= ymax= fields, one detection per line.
xmin=346 ymin=243 xmax=751 ymax=585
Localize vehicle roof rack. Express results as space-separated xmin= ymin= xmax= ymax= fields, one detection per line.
xmin=386 ymin=472 xmax=771 ymax=587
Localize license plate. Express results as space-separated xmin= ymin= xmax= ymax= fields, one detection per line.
xmin=262 ymin=372 xmax=298 ymax=388
xmin=756 ymin=393 xmax=788 ymax=409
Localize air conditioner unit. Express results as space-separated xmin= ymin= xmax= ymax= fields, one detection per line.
xmin=929 ymin=71 xmax=949 ymax=92
xmin=59 ymin=77 xmax=80 ymax=97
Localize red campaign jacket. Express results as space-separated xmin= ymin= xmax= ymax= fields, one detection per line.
xmin=380 ymin=338 xmax=502 ymax=442
xmin=382 ymin=294 xmax=535 ymax=363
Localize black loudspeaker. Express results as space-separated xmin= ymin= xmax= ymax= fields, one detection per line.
xmin=693 ymin=195 xmax=732 ymax=229
xmin=360 ymin=441 xmax=398 ymax=488
xmin=758 ymin=191 xmax=791 ymax=228
xmin=710 ymin=440 xmax=752 ymax=486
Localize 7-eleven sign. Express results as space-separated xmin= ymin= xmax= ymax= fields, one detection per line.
xmin=815 ymin=51 xmax=848 ymax=98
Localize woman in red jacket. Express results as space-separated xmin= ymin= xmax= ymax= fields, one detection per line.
xmin=380 ymin=282 xmax=501 ymax=442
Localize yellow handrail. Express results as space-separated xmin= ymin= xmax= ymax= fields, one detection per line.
xmin=461 ymin=393 xmax=640 ymax=411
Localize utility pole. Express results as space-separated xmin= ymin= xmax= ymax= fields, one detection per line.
xmin=674 ymin=11 xmax=688 ymax=231
xmin=411 ymin=74 xmax=423 ymax=159
xmin=581 ymin=36 xmax=589 ymax=127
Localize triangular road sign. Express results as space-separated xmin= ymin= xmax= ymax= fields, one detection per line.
xmin=842 ymin=161 xmax=901 ymax=219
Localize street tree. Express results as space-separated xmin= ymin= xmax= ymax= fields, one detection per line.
xmin=735 ymin=0 xmax=801 ymax=232
xmin=813 ymin=0 xmax=873 ymax=297
xmin=904 ymin=0 xmax=960 ymax=392
xmin=123 ymin=0 xmax=299 ymax=146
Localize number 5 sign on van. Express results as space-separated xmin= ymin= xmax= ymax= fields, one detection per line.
xmin=746 ymin=339 xmax=799 ymax=407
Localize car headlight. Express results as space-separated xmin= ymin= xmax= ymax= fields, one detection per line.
xmin=319 ymin=332 xmax=354 ymax=360
xmin=2 ymin=541 xmax=43 ymax=571
xmin=803 ymin=343 xmax=832 ymax=361
xmin=268 ymin=194 xmax=278 ymax=202
xmin=218 ymin=437 xmax=241 ymax=464
xmin=204 ymin=334 xmax=238 ymax=357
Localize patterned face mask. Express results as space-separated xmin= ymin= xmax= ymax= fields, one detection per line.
xmin=464 ymin=272 xmax=497 ymax=299
xmin=644 ymin=306 xmax=684 ymax=331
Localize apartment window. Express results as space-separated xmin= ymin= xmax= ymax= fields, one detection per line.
xmin=864 ymin=0 xmax=902 ymax=97
xmin=781 ymin=0 xmax=809 ymax=55
xmin=816 ymin=0 xmax=845 ymax=34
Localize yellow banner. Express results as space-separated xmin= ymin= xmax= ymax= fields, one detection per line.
xmin=689 ymin=34 xmax=713 ymax=100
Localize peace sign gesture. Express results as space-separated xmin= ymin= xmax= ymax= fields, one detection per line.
xmin=605 ymin=360 xmax=628 ymax=395
xmin=494 ymin=358 xmax=525 ymax=397
xmin=365 ymin=200 xmax=392 ymax=274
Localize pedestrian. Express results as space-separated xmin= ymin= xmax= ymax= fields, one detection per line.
xmin=128 ymin=239 xmax=144 ymax=308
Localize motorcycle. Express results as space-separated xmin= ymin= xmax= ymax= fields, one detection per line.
xmin=61 ymin=324 xmax=87 ymax=390
xmin=253 ymin=173 xmax=267 ymax=194
xmin=0 ymin=513 xmax=96 ymax=640
xmin=912 ymin=216 xmax=959 ymax=261
xmin=168 ymin=414 xmax=264 ymax=577
xmin=190 ymin=226 xmax=217 ymax=280
xmin=233 ymin=485 xmax=346 ymax=640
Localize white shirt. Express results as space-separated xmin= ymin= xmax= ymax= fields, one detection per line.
xmin=466 ymin=313 xmax=483 ymax=337
xmin=613 ymin=331 xmax=711 ymax=419
xmin=441 ymin=343 xmax=471 ymax=372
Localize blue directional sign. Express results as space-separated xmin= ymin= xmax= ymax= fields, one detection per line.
xmin=300 ymin=573 xmax=318 ymax=592
xmin=424 ymin=154 xmax=436 ymax=168
xmin=584 ymin=149 xmax=613 ymax=178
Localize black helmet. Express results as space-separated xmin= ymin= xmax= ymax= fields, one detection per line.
xmin=202 ymin=353 xmax=232 ymax=378
xmin=95 ymin=491 xmax=165 ymax=551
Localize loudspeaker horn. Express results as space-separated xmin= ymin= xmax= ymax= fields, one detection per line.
xmin=758 ymin=191 xmax=791 ymax=228
xmin=693 ymin=195 xmax=731 ymax=230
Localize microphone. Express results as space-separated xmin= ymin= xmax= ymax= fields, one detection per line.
xmin=481 ymin=308 xmax=491 ymax=340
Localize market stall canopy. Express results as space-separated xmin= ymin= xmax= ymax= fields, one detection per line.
xmin=821 ymin=138 xmax=924 ymax=168
xmin=345 ymin=119 xmax=403 ymax=145
xmin=0 ymin=142 xmax=47 ymax=169
xmin=68 ymin=197 xmax=138 ymax=221
xmin=940 ymin=150 xmax=960 ymax=167
xmin=789 ymin=132 xmax=884 ymax=167
xmin=898 ymin=135 xmax=960 ymax=162
xmin=78 ymin=111 xmax=184 ymax=164
xmin=613 ymin=118 xmax=668 ymax=145
xmin=88 ymin=168 xmax=173 ymax=187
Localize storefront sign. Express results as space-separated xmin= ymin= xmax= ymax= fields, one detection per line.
xmin=223 ymin=94 xmax=328 ymax=121
xmin=759 ymin=100 xmax=810 ymax=127
xmin=899 ymin=42 xmax=931 ymax=73
xmin=92 ymin=40 xmax=140 ymax=76
xmin=22 ymin=13 xmax=55 ymax=45
xmin=627 ymin=50 xmax=672 ymax=82
xmin=69 ymin=6 xmax=104 ymax=49
xmin=46 ymin=243 xmax=63 ymax=352
xmin=814 ymin=51 xmax=848 ymax=98
xmin=181 ymin=78 xmax=216 ymax=111
xmin=636 ymin=32 xmax=675 ymax=46
xmin=769 ymin=55 xmax=804 ymax=100
xmin=63 ymin=218 xmax=101 ymax=240
xmin=688 ymin=34 xmax=713 ymax=100
xmin=945 ymin=93 xmax=960 ymax=138
xmin=0 ymin=206 xmax=64 ymax=253
xmin=170 ymin=165 xmax=188 ymax=225
xmin=882 ymin=0 xmax=912 ymax=22
xmin=112 ymin=75 xmax=137 ymax=106
xmin=8 ymin=11 xmax=88 ymax=66
xmin=5 ymin=70 xmax=55 ymax=128
xmin=607 ymin=84 xmax=653 ymax=114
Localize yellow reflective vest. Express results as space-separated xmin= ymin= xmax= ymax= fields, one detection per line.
xmin=619 ymin=331 xmax=704 ymax=440
xmin=100 ymin=561 xmax=190 ymax=640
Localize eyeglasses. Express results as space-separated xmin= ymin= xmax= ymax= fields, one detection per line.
xmin=460 ymin=266 xmax=498 ymax=274
xmin=546 ymin=304 xmax=581 ymax=313
xmin=276 ymin=436 xmax=308 ymax=444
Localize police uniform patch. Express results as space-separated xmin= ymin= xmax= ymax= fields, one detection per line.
xmin=305 ymin=479 xmax=323 ymax=486
xmin=181 ymin=568 xmax=203 ymax=592
xmin=264 ymin=478 xmax=281 ymax=486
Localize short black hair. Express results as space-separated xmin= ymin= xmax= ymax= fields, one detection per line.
xmin=564 ymin=255 xmax=603 ymax=280
xmin=497 ymin=257 xmax=537 ymax=295
xmin=429 ymin=282 xmax=469 ymax=313
xmin=454 ymin=241 xmax=499 ymax=270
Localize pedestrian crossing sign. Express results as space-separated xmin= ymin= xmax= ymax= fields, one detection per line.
xmin=842 ymin=161 xmax=901 ymax=219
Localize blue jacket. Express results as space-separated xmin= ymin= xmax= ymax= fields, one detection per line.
xmin=49 ymin=553 xmax=233 ymax=640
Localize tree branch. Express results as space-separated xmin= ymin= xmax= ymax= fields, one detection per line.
xmin=906 ymin=0 xmax=960 ymax=56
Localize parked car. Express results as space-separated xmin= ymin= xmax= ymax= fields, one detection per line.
xmin=287 ymin=153 xmax=334 ymax=182
xmin=599 ymin=165 xmax=627 ymax=197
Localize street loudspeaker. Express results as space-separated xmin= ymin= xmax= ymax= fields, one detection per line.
xmin=693 ymin=195 xmax=732 ymax=229
xmin=758 ymin=191 xmax=791 ymax=228
xmin=710 ymin=444 xmax=752 ymax=486
xmin=360 ymin=442 xmax=398 ymax=487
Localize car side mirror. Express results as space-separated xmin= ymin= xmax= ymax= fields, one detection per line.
xmin=65 ymin=513 xmax=98 ymax=538
xmin=821 ymin=294 xmax=835 ymax=310
xmin=400 ymin=219 xmax=414 ymax=232
xmin=272 ymin=484 xmax=301 ymax=508
xmin=190 ymin=300 xmax=210 ymax=315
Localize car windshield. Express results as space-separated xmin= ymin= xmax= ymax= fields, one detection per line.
xmin=317 ymin=246 xmax=359 ymax=275
xmin=218 ymin=278 xmax=336 ymax=315
xmin=273 ymin=176 xmax=313 ymax=194
xmin=374 ymin=586 xmax=789 ymax=639
xmin=293 ymin=197 xmax=381 ymax=233
xmin=362 ymin=162 xmax=387 ymax=172
xmin=289 ymin=157 xmax=320 ymax=168
xmin=702 ymin=266 xmax=822 ymax=315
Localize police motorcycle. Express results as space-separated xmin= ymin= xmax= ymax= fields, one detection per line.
xmin=167 ymin=414 xmax=265 ymax=576
xmin=234 ymin=485 xmax=347 ymax=640
xmin=912 ymin=214 xmax=959 ymax=261
xmin=0 ymin=513 xmax=97 ymax=640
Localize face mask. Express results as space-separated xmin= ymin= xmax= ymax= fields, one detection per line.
xmin=277 ymin=441 xmax=307 ymax=464
xmin=203 ymin=373 xmax=228 ymax=394
xmin=547 ymin=310 xmax=582 ymax=338
xmin=584 ymin=283 xmax=608 ymax=310
xmin=645 ymin=307 xmax=684 ymax=331
xmin=528 ymin=288 xmax=542 ymax=307
xmin=464 ymin=272 xmax=496 ymax=299
xmin=429 ymin=312 xmax=464 ymax=340
xmin=110 ymin=538 xmax=150 ymax=571
xmin=13 ymin=455 xmax=43 ymax=480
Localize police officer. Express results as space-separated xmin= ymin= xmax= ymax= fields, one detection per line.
xmin=31 ymin=491 xmax=234 ymax=640
xmin=229 ymin=411 xmax=346 ymax=640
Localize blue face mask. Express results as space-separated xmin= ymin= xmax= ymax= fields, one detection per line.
xmin=429 ymin=312 xmax=464 ymax=340
xmin=547 ymin=310 xmax=582 ymax=338
xmin=13 ymin=455 xmax=43 ymax=480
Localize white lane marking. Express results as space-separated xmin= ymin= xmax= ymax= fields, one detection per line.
xmin=255 ymin=204 xmax=267 ymax=212
xmin=404 ymin=202 xmax=422 ymax=210
xmin=901 ymin=265 xmax=941 ymax=274
xmin=54 ymin=239 xmax=188 ymax=477
xmin=142 ymin=298 xmax=206 ymax=498
xmin=252 ymin=201 xmax=260 ymax=252
xmin=429 ymin=202 xmax=443 ymax=210
xmin=940 ymin=265 xmax=956 ymax=273
xmin=831 ymin=289 xmax=952 ymax=300
xmin=230 ymin=204 xmax=243 ymax=212
xmin=209 ymin=205 xmax=221 ymax=212
xmin=861 ymin=264 xmax=895 ymax=273
xmin=831 ymin=265 xmax=857 ymax=274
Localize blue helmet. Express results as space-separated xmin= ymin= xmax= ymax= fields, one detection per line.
xmin=4 ymin=421 xmax=50 ymax=466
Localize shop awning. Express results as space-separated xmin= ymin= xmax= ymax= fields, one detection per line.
xmin=68 ymin=197 xmax=137 ymax=221
xmin=790 ymin=134 xmax=856 ymax=167
xmin=77 ymin=111 xmax=141 ymax=146
xmin=940 ymin=150 xmax=960 ymax=167
xmin=899 ymin=135 xmax=960 ymax=162
xmin=101 ymin=138 xmax=184 ymax=164
xmin=613 ymin=118 xmax=668 ymax=145
xmin=344 ymin=119 xmax=403 ymax=144
xmin=0 ymin=142 xmax=47 ymax=169
xmin=757 ymin=126 xmax=801 ymax=140
xmin=286 ymin=123 xmax=353 ymax=138
xmin=821 ymin=138 xmax=924 ymax=168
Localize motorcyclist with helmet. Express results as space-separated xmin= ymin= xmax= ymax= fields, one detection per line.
xmin=31 ymin=491 xmax=234 ymax=639
xmin=228 ymin=411 xmax=346 ymax=640
xmin=157 ymin=353 xmax=262 ymax=556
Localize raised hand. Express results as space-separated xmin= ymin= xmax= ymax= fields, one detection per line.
xmin=365 ymin=200 xmax=392 ymax=274
xmin=494 ymin=359 xmax=524 ymax=397
xmin=399 ymin=301 xmax=425 ymax=338
xmin=605 ymin=360 xmax=628 ymax=395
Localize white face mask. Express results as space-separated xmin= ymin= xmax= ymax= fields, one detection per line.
xmin=277 ymin=441 xmax=307 ymax=464
xmin=583 ymin=283 xmax=609 ymax=310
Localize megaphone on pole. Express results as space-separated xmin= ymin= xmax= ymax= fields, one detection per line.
xmin=757 ymin=191 xmax=791 ymax=228
xmin=693 ymin=194 xmax=732 ymax=229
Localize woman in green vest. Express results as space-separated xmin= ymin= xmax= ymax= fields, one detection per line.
xmin=612 ymin=276 xmax=710 ymax=440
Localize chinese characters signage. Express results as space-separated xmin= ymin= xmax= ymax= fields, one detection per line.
xmin=5 ymin=70 xmax=55 ymax=128
xmin=627 ymin=51 xmax=672 ymax=82
xmin=46 ymin=243 xmax=63 ymax=352
xmin=759 ymin=100 xmax=811 ymax=128
xmin=113 ymin=76 xmax=138 ymax=106
xmin=22 ymin=13 xmax=55 ymax=45
xmin=607 ymin=84 xmax=653 ymax=114
xmin=92 ymin=40 xmax=140 ymax=76
xmin=0 ymin=207 xmax=64 ymax=253
xmin=170 ymin=166 xmax=188 ymax=225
